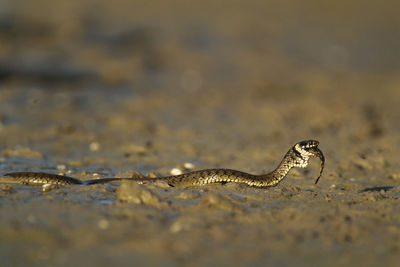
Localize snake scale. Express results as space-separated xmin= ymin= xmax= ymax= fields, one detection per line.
xmin=0 ymin=140 xmax=325 ymax=188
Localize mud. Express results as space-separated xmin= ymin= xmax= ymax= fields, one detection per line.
xmin=1 ymin=0 xmax=400 ymax=266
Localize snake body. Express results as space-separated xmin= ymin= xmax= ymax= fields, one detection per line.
xmin=0 ymin=140 xmax=325 ymax=188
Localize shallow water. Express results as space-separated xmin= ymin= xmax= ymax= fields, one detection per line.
xmin=1 ymin=0 xmax=400 ymax=266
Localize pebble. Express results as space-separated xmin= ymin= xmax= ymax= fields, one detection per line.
xmin=123 ymin=144 xmax=148 ymax=155
xmin=89 ymin=142 xmax=100 ymax=151
xmin=0 ymin=184 xmax=13 ymax=193
xmin=183 ymin=162 xmax=195 ymax=169
xmin=41 ymin=184 xmax=57 ymax=192
xmin=117 ymin=182 xmax=165 ymax=209
xmin=170 ymin=217 xmax=195 ymax=233
xmin=56 ymin=164 xmax=66 ymax=170
xmin=170 ymin=168 xmax=183 ymax=175
xmin=98 ymin=219 xmax=109 ymax=230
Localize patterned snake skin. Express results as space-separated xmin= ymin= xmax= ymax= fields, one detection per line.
xmin=1 ymin=140 xmax=325 ymax=188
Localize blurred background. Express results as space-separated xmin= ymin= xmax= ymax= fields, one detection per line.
xmin=1 ymin=0 xmax=399 ymax=159
xmin=1 ymin=0 xmax=400 ymax=266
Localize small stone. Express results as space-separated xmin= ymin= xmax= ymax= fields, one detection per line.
xmin=170 ymin=216 xmax=202 ymax=233
xmin=98 ymin=219 xmax=109 ymax=230
xmin=56 ymin=164 xmax=66 ymax=170
xmin=183 ymin=162 xmax=195 ymax=169
xmin=0 ymin=184 xmax=13 ymax=193
xmin=170 ymin=168 xmax=183 ymax=175
xmin=89 ymin=142 xmax=100 ymax=151
xmin=117 ymin=182 xmax=165 ymax=208
xmin=122 ymin=144 xmax=148 ymax=155
xmin=388 ymin=173 xmax=400 ymax=180
xmin=41 ymin=184 xmax=57 ymax=192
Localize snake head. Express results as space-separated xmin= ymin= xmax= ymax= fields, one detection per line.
xmin=293 ymin=140 xmax=325 ymax=184
xmin=297 ymin=140 xmax=319 ymax=149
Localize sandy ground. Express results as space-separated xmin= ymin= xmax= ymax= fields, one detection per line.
xmin=0 ymin=0 xmax=400 ymax=266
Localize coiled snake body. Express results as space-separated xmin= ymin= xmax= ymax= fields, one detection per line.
xmin=0 ymin=140 xmax=325 ymax=188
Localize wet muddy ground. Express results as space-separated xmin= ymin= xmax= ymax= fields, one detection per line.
xmin=1 ymin=0 xmax=400 ymax=266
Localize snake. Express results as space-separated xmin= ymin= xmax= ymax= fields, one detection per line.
xmin=0 ymin=140 xmax=324 ymax=188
